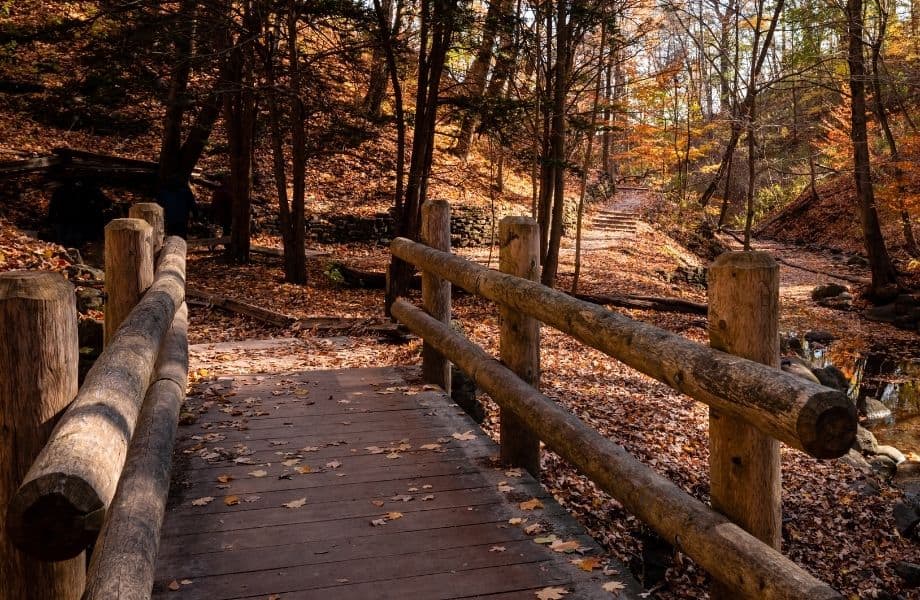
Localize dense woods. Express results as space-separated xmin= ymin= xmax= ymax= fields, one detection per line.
xmin=5 ymin=0 xmax=915 ymax=291
xmin=1 ymin=0 xmax=919 ymax=596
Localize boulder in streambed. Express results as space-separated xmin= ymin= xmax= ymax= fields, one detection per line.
xmin=863 ymin=397 xmax=894 ymax=426
xmin=811 ymin=283 xmax=849 ymax=300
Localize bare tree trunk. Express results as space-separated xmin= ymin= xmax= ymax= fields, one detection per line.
xmin=845 ymin=0 xmax=899 ymax=296
xmin=541 ymin=0 xmax=569 ymax=288
xmin=158 ymin=0 xmax=197 ymax=185
xmin=453 ymin=0 xmax=511 ymax=158
xmin=362 ymin=0 xmax=393 ymax=119
xmin=386 ymin=0 xmax=458 ymax=313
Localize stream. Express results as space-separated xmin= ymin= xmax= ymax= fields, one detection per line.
xmin=787 ymin=332 xmax=920 ymax=455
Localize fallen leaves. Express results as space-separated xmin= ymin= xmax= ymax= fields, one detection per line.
xmin=283 ymin=498 xmax=307 ymax=509
xmin=248 ymin=469 xmax=268 ymax=478
xmin=216 ymin=474 xmax=233 ymax=483
xmin=451 ymin=430 xmax=476 ymax=441
xmin=602 ymin=581 xmax=626 ymax=594
xmin=549 ymin=540 xmax=583 ymax=553
xmin=191 ymin=497 xmax=214 ymax=507
xmin=519 ymin=498 xmax=544 ymax=511
xmin=223 ymin=495 xmax=240 ymax=507
xmin=325 ymin=460 xmax=342 ymax=469
xmin=572 ymin=557 xmax=602 ymax=571
xmin=535 ymin=587 xmax=568 ymax=600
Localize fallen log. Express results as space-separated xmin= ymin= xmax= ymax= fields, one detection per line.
xmin=82 ymin=304 xmax=188 ymax=600
xmin=392 ymin=299 xmax=841 ymax=599
xmin=186 ymin=286 xmax=295 ymax=328
xmin=571 ymin=291 xmax=707 ymax=315
xmin=6 ymin=237 xmax=187 ymax=561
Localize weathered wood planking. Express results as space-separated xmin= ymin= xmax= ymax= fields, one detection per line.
xmin=154 ymin=366 xmax=640 ymax=599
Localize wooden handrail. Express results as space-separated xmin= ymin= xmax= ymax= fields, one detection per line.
xmin=391 ymin=298 xmax=842 ymax=599
xmin=390 ymin=236 xmax=856 ymax=459
xmin=83 ymin=304 xmax=188 ymax=600
xmin=5 ymin=236 xmax=187 ymax=561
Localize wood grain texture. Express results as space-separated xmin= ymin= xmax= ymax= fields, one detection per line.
xmin=708 ymin=252 xmax=782 ymax=599
xmin=129 ymin=203 xmax=166 ymax=255
xmin=7 ymin=237 xmax=186 ymax=561
xmin=0 ymin=271 xmax=85 ymax=599
xmin=391 ymin=299 xmax=842 ymax=599
xmin=390 ymin=237 xmax=856 ymax=458
xmin=498 ymin=216 xmax=541 ymax=475
xmin=83 ymin=304 xmax=188 ymax=600
xmin=104 ymin=218 xmax=154 ymax=346
xmin=153 ymin=366 xmax=634 ymax=600
xmin=420 ymin=199 xmax=451 ymax=392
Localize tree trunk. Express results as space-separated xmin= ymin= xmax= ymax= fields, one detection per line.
xmin=224 ymin=5 xmax=256 ymax=263
xmin=361 ymin=0 xmax=392 ymax=119
xmin=386 ymin=0 xmax=458 ymax=313
xmin=157 ymin=0 xmax=197 ymax=185
xmin=845 ymin=0 xmax=898 ymax=297
xmin=453 ymin=0 xmax=510 ymax=158
xmin=541 ymin=0 xmax=570 ymax=288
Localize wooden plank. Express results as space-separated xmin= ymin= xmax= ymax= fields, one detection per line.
xmin=154 ymin=366 xmax=640 ymax=599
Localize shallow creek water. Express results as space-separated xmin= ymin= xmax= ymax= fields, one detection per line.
xmin=788 ymin=333 xmax=919 ymax=456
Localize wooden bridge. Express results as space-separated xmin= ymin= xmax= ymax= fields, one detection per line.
xmin=1 ymin=201 xmax=858 ymax=599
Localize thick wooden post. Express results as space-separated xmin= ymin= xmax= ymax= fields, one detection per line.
xmin=499 ymin=216 xmax=541 ymax=475
xmin=421 ymin=200 xmax=451 ymax=392
xmin=0 ymin=272 xmax=85 ymax=599
xmin=104 ymin=218 xmax=154 ymax=346
xmin=708 ymin=251 xmax=781 ymax=599
xmin=129 ymin=202 xmax=165 ymax=255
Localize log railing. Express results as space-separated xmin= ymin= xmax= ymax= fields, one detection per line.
xmin=390 ymin=201 xmax=855 ymax=599
xmin=1 ymin=205 xmax=188 ymax=600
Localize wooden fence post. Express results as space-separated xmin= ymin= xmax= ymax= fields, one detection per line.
xmin=707 ymin=251 xmax=781 ymax=599
xmin=421 ymin=200 xmax=451 ymax=393
xmin=0 ymin=272 xmax=85 ymax=599
xmin=128 ymin=203 xmax=165 ymax=255
xmin=104 ymin=218 xmax=154 ymax=346
xmin=499 ymin=216 xmax=541 ymax=475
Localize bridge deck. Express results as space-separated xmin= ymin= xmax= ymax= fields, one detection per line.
xmin=153 ymin=365 xmax=637 ymax=599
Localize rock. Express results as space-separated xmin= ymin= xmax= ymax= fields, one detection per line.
xmin=812 ymin=365 xmax=849 ymax=391
xmin=818 ymin=296 xmax=853 ymax=310
xmin=804 ymin=330 xmax=836 ymax=345
xmin=893 ymin=498 xmax=920 ymax=539
xmin=852 ymin=426 xmax=879 ymax=454
xmin=65 ymin=247 xmax=84 ymax=265
xmin=75 ymin=287 xmax=104 ymax=312
xmin=811 ymin=283 xmax=849 ymax=300
xmin=868 ymin=454 xmax=897 ymax=477
xmin=892 ymin=562 xmax=920 ymax=588
xmin=894 ymin=461 xmax=920 ymax=484
xmin=66 ymin=263 xmax=105 ymax=281
xmin=863 ymin=397 xmax=893 ymax=426
xmin=781 ymin=357 xmax=821 ymax=384
xmin=863 ymin=302 xmax=897 ymax=323
xmin=846 ymin=255 xmax=869 ymax=266
xmin=874 ymin=445 xmax=907 ymax=464
xmin=840 ymin=449 xmax=873 ymax=474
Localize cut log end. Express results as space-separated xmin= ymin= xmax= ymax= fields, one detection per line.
xmin=796 ymin=390 xmax=858 ymax=459
xmin=6 ymin=473 xmax=103 ymax=561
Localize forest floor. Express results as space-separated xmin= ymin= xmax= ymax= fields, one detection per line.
xmin=2 ymin=190 xmax=917 ymax=597
xmin=180 ymin=194 xmax=919 ymax=599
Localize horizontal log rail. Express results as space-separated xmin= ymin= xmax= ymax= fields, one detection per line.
xmin=391 ymin=298 xmax=841 ymax=599
xmin=83 ymin=304 xmax=189 ymax=600
xmin=390 ymin=236 xmax=855 ymax=459
xmin=6 ymin=215 xmax=187 ymax=563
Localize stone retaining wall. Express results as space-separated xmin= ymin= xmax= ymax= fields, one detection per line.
xmin=306 ymin=201 xmax=577 ymax=246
